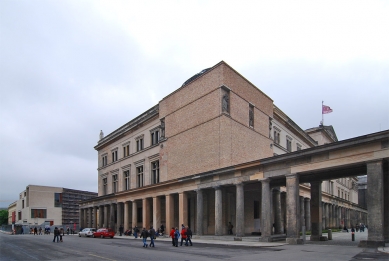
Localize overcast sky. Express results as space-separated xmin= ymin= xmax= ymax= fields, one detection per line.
xmin=1 ymin=0 xmax=388 ymax=209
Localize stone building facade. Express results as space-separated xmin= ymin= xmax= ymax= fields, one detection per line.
xmin=80 ymin=61 xmax=369 ymax=239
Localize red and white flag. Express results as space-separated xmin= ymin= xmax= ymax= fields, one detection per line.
xmin=322 ymin=105 xmax=333 ymax=114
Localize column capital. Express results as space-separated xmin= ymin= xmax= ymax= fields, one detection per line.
xmin=213 ymin=185 xmax=222 ymax=190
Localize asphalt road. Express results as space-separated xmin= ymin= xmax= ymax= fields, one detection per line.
xmin=0 ymin=233 xmax=387 ymax=261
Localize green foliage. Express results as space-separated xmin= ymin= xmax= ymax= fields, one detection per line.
xmin=0 ymin=210 xmax=8 ymax=225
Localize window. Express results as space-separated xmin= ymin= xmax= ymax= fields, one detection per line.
xmin=136 ymin=166 xmax=144 ymax=187
xmin=111 ymin=149 xmax=118 ymax=163
xmin=54 ymin=193 xmax=62 ymax=207
xmin=151 ymin=129 xmax=160 ymax=145
xmin=338 ymin=189 xmax=340 ymax=197
xmin=273 ymin=127 xmax=281 ymax=144
xmin=103 ymin=178 xmax=107 ymax=195
xmin=254 ymin=200 xmax=260 ymax=219
xmin=221 ymin=87 xmax=230 ymax=114
xmin=102 ymin=154 xmax=108 ymax=167
xmin=151 ymin=161 xmax=159 ymax=184
xmin=297 ymin=143 xmax=302 ymax=151
xmin=249 ymin=104 xmax=254 ymax=127
xmin=136 ymin=138 xmax=144 ymax=152
xmin=286 ymin=139 xmax=292 ymax=152
xmin=124 ymin=170 xmax=130 ymax=190
xmin=22 ymin=200 xmax=24 ymax=209
xmin=18 ymin=212 xmax=21 ymax=221
xmin=31 ymin=209 xmax=47 ymax=218
xmin=112 ymin=174 xmax=118 ymax=193
xmin=123 ymin=143 xmax=130 ymax=158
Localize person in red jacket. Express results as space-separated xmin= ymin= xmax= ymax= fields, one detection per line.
xmin=169 ymin=227 xmax=175 ymax=246
xmin=180 ymin=226 xmax=187 ymax=246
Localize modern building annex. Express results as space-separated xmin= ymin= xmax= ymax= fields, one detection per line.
xmin=79 ymin=61 xmax=388 ymax=247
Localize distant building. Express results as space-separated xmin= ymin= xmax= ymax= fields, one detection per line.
xmin=10 ymin=185 xmax=97 ymax=227
xmin=358 ymin=176 xmax=367 ymax=209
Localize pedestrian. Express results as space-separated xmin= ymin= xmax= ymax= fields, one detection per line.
xmin=149 ymin=226 xmax=156 ymax=247
xmin=67 ymin=226 xmax=70 ymax=235
xmin=180 ymin=226 xmax=187 ymax=246
xmin=169 ymin=227 xmax=175 ymax=246
xmin=174 ymin=227 xmax=180 ymax=247
xmin=39 ymin=227 xmax=42 ymax=235
xmin=160 ymin=224 xmax=165 ymax=235
xmin=134 ymin=226 xmax=139 ymax=238
xmin=140 ymin=228 xmax=148 ymax=248
xmin=21 ymin=227 xmax=24 ymax=234
xmin=119 ymin=225 xmax=124 ymax=236
xmin=34 ymin=227 xmax=37 ymax=235
xmin=228 ymin=222 xmax=233 ymax=235
xmin=53 ymin=227 xmax=60 ymax=243
xmin=60 ymin=227 xmax=64 ymax=242
xmin=185 ymin=226 xmax=193 ymax=246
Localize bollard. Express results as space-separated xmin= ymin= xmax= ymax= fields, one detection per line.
xmin=352 ymin=232 xmax=355 ymax=241
xmin=328 ymin=229 xmax=332 ymax=240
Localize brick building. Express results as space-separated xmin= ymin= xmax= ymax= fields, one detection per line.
xmin=79 ymin=61 xmax=367 ymax=237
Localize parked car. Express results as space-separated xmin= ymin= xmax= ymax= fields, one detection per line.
xmin=93 ymin=228 xmax=115 ymax=238
xmin=79 ymin=228 xmax=96 ymax=237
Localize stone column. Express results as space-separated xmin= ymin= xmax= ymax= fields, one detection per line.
xmin=166 ymin=194 xmax=174 ymax=232
xmin=332 ymin=205 xmax=336 ymax=228
xmin=179 ymin=192 xmax=188 ymax=230
xmin=83 ymin=208 xmax=87 ymax=228
xmin=310 ymin=181 xmax=323 ymax=241
xmin=132 ymin=201 xmax=137 ymax=229
xmin=304 ymin=198 xmax=311 ymax=231
xmin=93 ymin=206 xmax=98 ymax=228
xmin=236 ymin=183 xmax=245 ymax=237
xmin=79 ymin=208 xmax=84 ymax=228
xmin=98 ymin=206 xmax=103 ymax=228
xmin=117 ymin=202 xmax=123 ymax=233
xmin=142 ymin=198 xmax=148 ymax=228
xmin=215 ymin=186 xmax=223 ymax=235
xmin=281 ymin=192 xmax=286 ymax=233
xmin=260 ymin=178 xmax=271 ymax=241
xmin=88 ymin=207 xmax=93 ymax=227
xmin=272 ymin=188 xmax=283 ymax=234
xmin=153 ymin=196 xmax=161 ymax=230
xmin=299 ymin=196 xmax=305 ymax=232
xmin=124 ymin=201 xmax=129 ymax=231
xmin=360 ymin=160 xmax=385 ymax=247
xmin=104 ymin=205 xmax=108 ymax=228
xmin=110 ymin=203 xmax=115 ymax=230
xmin=196 ymin=190 xmax=203 ymax=235
xmin=384 ymin=165 xmax=389 ymax=243
xmin=324 ymin=203 xmax=330 ymax=229
xmin=286 ymin=174 xmax=302 ymax=244
xmin=322 ymin=203 xmax=326 ymax=230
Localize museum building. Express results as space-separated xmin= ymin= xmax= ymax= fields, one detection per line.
xmin=79 ymin=61 xmax=369 ymax=240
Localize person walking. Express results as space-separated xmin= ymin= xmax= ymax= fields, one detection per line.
xmin=134 ymin=226 xmax=139 ymax=238
xmin=66 ymin=226 xmax=70 ymax=235
xmin=34 ymin=227 xmax=37 ymax=235
xmin=180 ymin=226 xmax=187 ymax=246
xmin=119 ymin=225 xmax=124 ymax=236
xmin=149 ymin=226 xmax=156 ymax=247
xmin=169 ymin=227 xmax=175 ymax=246
xmin=59 ymin=227 xmax=64 ymax=242
xmin=53 ymin=227 xmax=60 ymax=243
xmin=228 ymin=222 xmax=233 ymax=235
xmin=140 ymin=228 xmax=149 ymax=248
xmin=174 ymin=227 xmax=180 ymax=247
xmin=185 ymin=226 xmax=193 ymax=246
xmin=160 ymin=224 xmax=165 ymax=236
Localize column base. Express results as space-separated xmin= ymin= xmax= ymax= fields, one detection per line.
xmin=358 ymin=240 xmax=385 ymax=248
xmin=286 ymin=238 xmax=304 ymax=245
xmin=259 ymin=237 xmax=272 ymax=242
xmin=310 ymin=235 xmax=328 ymax=241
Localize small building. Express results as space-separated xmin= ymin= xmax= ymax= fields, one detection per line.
xmin=11 ymin=185 xmax=97 ymax=228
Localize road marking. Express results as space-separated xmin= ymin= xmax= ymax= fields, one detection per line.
xmin=89 ymin=254 xmax=117 ymax=261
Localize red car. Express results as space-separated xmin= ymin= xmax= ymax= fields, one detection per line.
xmin=93 ymin=228 xmax=115 ymax=238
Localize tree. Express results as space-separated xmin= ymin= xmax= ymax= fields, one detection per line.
xmin=0 ymin=210 xmax=8 ymax=225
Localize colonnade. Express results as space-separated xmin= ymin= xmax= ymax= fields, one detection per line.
xmin=79 ymin=160 xmax=386 ymax=246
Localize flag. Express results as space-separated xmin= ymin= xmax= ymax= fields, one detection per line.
xmin=322 ymin=105 xmax=333 ymax=114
